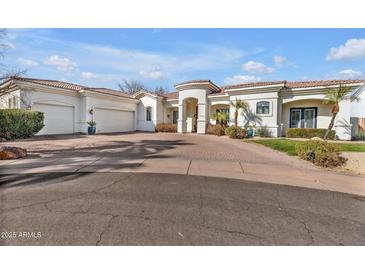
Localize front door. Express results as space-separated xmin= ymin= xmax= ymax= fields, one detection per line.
xmin=304 ymin=108 xmax=316 ymax=128
xmin=290 ymin=109 xmax=301 ymax=128
xmin=172 ymin=110 xmax=178 ymax=124
xmin=193 ymin=105 xmax=198 ymax=132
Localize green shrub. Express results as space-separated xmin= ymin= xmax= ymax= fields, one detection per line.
xmin=256 ymin=126 xmax=272 ymax=137
xmin=286 ymin=128 xmax=335 ymax=139
xmin=225 ymin=126 xmax=247 ymax=139
xmin=0 ymin=109 xmax=44 ymax=140
xmin=207 ymin=124 xmax=225 ymax=136
xmin=87 ymin=120 xmax=96 ymax=127
xmin=295 ymin=140 xmax=347 ymax=167
xmin=155 ymin=123 xmax=177 ymax=133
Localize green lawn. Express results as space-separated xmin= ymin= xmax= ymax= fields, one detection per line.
xmin=249 ymin=139 xmax=365 ymax=155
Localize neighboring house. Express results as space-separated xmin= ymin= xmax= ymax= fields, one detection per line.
xmin=1 ymin=77 xmax=364 ymax=140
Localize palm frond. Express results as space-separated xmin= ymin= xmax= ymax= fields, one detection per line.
xmin=323 ymin=85 xmax=353 ymax=105
xmin=230 ymin=97 xmax=249 ymax=110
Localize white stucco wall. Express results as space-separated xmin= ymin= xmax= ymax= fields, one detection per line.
xmin=335 ymin=98 xmax=352 ymax=140
xmin=350 ymin=89 xmax=365 ymax=118
xmin=0 ymin=89 xmax=21 ymax=109
xmin=178 ymin=89 xmax=208 ymax=134
xmin=86 ymin=92 xmax=138 ymax=133
xmin=230 ymin=91 xmax=279 ymax=137
xmin=137 ymin=95 xmax=158 ymax=131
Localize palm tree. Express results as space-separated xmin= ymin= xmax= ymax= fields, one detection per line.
xmin=230 ymin=98 xmax=249 ymax=127
xmin=211 ymin=111 xmax=228 ymax=126
xmin=323 ymin=85 xmax=358 ymax=140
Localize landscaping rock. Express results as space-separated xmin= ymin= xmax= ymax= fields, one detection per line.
xmin=311 ymin=137 xmax=324 ymax=141
xmin=0 ymin=146 xmax=27 ymax=160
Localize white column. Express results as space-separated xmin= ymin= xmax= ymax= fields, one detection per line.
xmin=197 ymin=102 xmax=206 ymax=134
xmin=177 ymin=102 xmax=186 ymax=133
xmin=335 ymin=98 xmax=352 ymax=140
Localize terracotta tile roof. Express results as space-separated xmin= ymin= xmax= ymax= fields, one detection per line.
xmin=221 ymin=80 xmax=286 ymax=90
xmin=285 ymin=79 xmax=364 ymax=89
xmin=11 ymin=76 xmax=86 ymax=91
xmin=165 ymin=91 xmax=178 ymax=100
xmin=85 ymin=87 xmax=133 ymax=99
xmin=174 ymin=80 xmax=213 ymax=86
xmin=11 ymin=76 xmax=134 ymax=99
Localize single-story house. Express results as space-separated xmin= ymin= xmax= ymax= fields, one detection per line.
xmin=1 ymin=77 xmax=364 ymax=140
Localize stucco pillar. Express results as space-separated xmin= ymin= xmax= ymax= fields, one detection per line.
xmin=197 ymin=102 xmax=206 ymax=134
xmin=177 ymin=102 xmax=186 ymax=133
xmin=335 ymin=98 xmax=352 ymax=140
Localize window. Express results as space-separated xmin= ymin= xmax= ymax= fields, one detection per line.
xmin=8 ymin=97 xmax=17 ymax=109
xmin=290 ymin=108 xmax=317 ymax=128
xmin=172 ymin=110 xmax=178 ymax=124
xmin=256 ymin=101 xmax=270 ymax=114
xmin=146 ymin=107 xmax=152 ymax=121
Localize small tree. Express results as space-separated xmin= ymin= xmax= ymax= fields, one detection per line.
xmin=211 ymin=111 xmax=228 ymax=127
xmin=230 ymin=97 xmax=249 ymax=127
xmin=118 ymin=80 xmax=145 ymax=94
xmin=154 ymin=86 xmax=168 ymax=96
xmin=323 ymin=85 xmax=359 ymax=140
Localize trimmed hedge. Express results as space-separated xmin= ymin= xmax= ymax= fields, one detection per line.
xmin=256 ymin=126 xmax=272 ymax=137
xmin=155 ymin=123 xmax=177 ymax=133
xmin=286 ymin=128 xmax=335 ymax=139
xmin=295 ymin=140 xmax=347 ymax=167
xmin=206 ymin=124 xmax=225 ymax=136
xmin=225 ymin=126 xmax=247 ymax=139
xmin=0 ymin=109 xmax=44 ymax=140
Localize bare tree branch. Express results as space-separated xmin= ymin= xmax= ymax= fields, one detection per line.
xmin=118 ymin=80 xmax=145 ymax=94
xmin=154 ymin=86 xmax=168 ymax=96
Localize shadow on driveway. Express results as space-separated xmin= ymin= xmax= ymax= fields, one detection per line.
xmin=0 ymin=172 xmax=91 ymax=188
xmin=29 ymin=139 xmax=194 ymax=159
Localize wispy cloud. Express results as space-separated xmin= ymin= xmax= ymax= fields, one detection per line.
xmin=80 ymin=43 xmax=248 ymax=79
xmin=338 ymin=69 xmax=362 ymax=79
xmin=242 ymin=60 xmax=274 ymax=74
xmin=17 ymin=58 xmax=38 ymax=68
xmin=139 ymin=66 xmax=164 ymax=80
xmin=273 ymin=55 xmax=286 ymax=66
xmin=44 ymin=55 xmax=77 ymax=72
xmin=224 ymin=74 xmax=261 ymax=85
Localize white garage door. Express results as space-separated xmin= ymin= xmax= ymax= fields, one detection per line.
xmin=32 ymin=103 xmax=75 ymax=135
xmin=94 ymin=108 xmax=135 ymax=133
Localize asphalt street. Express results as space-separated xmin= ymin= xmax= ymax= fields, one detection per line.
xmin=1 ymin=172 xmax=364 ymax=245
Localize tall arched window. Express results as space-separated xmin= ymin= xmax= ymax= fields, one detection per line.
xmin=256 ymin=101 xmax=270 ymax=114
xmin=146 ymin=107 xmax=152 ymax=121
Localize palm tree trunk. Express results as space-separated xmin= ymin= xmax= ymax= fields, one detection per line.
xmin=234 ymin=111 xmax=238 ymax=127
xmin=324 ymin=113 xmax=337 ymax=140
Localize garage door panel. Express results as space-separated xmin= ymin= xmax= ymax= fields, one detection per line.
xmin=32 ymin=103 xmax=74 ymax=135
xmin=94 ymin=108 xmax=135 ymax=133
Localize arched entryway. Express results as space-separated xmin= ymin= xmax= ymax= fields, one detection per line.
xmin=175 ymin=80 xmax=217 ymax=134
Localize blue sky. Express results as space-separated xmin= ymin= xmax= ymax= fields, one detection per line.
xmin=2 ymin=28 xmax=365 ymax=91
